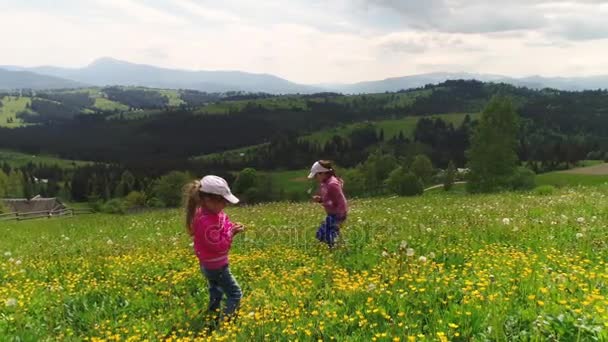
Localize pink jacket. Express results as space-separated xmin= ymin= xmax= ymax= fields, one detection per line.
xmin=192 ymin=208 xmax=235 ymax=270
xmin=319 ymin=176 xmax=348 ymax=218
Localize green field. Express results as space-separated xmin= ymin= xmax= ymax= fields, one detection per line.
xmin=264 ymin=169 xmax=312 ymax=195
xmin=304 ymin=113 xmax=477 ymax=145
xmin=93 ymin=97 xmax=130 ymax=112
xmin=192 ymin=144 xmax=269 ymax=163
xmin=536 ymin=172 xmax=608 ymax=187
xmin=0 ymin=150 xmax=91 ymax=168
xmin=159 ymin=90 xmax=185 ymax=107
xmin=2 ymin=187 xmax=608 ymax=340
xmin=0 ymin=96 xmax=33 ymax=128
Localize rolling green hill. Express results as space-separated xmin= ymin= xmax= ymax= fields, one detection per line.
xmin=0 ymin=149 xmax=91 ymax=168
xmin=303 ymin=112 xmax=477 ymax=145
xmin=0 ymin=96 xmax=34 ymax=127
xmin=0 ymin=87 xmax=189 ymax=127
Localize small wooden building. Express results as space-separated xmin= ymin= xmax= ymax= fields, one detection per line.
xmin=1 ymin=196 xmax=67 ymax=214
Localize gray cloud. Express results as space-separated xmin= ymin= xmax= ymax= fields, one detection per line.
xmin=550 ymin=16 xmax=608 ymax=41
xmin=380 ymin=40 xmax=428 ymax=54
xmin=360 ymin=0 xmax=608 ymax=40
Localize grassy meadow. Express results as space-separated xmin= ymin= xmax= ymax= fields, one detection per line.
xmin=0 ymin=150 xmax=91 ymax=169
xmin=0 ymin=96 xmax=33 ymax=128
xmin=2 ymin=186 xmax=608 ymax=341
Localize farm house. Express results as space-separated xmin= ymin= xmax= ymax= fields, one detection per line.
xmin=1 ymin=196 xmax=66 ymax=214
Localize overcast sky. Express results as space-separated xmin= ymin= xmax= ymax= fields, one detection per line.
xmin=1 ymin=0 xmax=608 ymax=83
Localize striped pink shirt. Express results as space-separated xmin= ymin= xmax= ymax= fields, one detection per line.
xmin=319 ymin=176 xmax=348 ymax=218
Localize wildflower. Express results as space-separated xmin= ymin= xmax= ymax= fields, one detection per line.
xmin=419 ymin=256 xmax=427 ymax=263
xmin=577 ymin=217 xmax=585 ymax=223
xmin=448 ymin=323 xmax=459 ymax=329
xmin=502 ymin=218 xmax=511 ymax=225
xmin=382 ymin=251 xmax=389 ymax=257
xmin=428 ymin=252 xmax=436 ymax=259
xmin=426 ymin=228 xmax=432 ymax=233
xmin=14 ymin=259 xmax=22 ymax=266
xmin=576 ymin=233 xmax=584 ymax=239
xmin=406 ymin=248 xmax=415 ymax=257
xmin=4 ymin=251 xmax=11 ymax=257
xmin=5 ymin=298 xmax=17 ymax=307
xmin=399 ymin=240 xmax=408 ymax=250
xmin=107 ymin=239 xmax=114 ymax=245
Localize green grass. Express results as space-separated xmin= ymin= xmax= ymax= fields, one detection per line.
xmin=0 ymin=96 xmax=34 ymax=128
xmin=536 ymin=172 xmax=608 ymax=187
xmin=264 ymin=169 xmax=312 ymax=194
xmin=159 ymin=90 xmax=185 ymax=107
xmin=0 ymin=149 xmax=91 ymax=169
xmin=93 ymin=97 xmax=129 ymax=112
xmin=2 ymin=187 xmax=608 ymax=340
xmin=304 ymin=112 xmax=477 ymax=145
xmin=423 ymin=182 xmax=467 ymax=195
xmin=192 ymin=144 xmax=269 ymax=163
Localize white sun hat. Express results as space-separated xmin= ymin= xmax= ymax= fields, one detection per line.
xmin=200 ymin=175 xmax=240 ymax=204
xmin=307 ymin=161 xmax=331 ymax=179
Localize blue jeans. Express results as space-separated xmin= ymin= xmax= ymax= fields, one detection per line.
xmin=201 ymin=265 xmax=242 ymax=318
xmin=316 ymin=214 xmax=346 ymax=247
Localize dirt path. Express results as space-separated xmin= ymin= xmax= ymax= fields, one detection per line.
xmin=424 ymin=181 xmax=467 ymax=192
xmin=561 ymin=163 xmax=608 ymax=175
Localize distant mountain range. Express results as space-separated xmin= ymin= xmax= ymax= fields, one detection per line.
xmin=1 ymin=57 xmax=608 ymax=93
xmin=0 ymin=69 xmax=86 ymax=90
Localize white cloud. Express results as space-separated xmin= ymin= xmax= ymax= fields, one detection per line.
xmin=92 ymin=0 xmax=185 ymax=25
xmin=172 ymin=0 xmax=241 ymax=23
xmin=1 ymin=0 xmax=608 ymax=83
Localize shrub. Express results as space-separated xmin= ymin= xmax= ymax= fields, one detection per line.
xmin=0 ymin=201 xmax=8 ymax=214
xmin=152 ymin=171 xmax=191 ymax=207
xmin=146 ymin=197 xmax=165 ymax=208
xmin=125 ymin=191 xmax=146 ymax=208
xmin=443 ymin=161 xmax=456 ymax=191
xmin=101 ymin=199 xmax=127 ymax=214
xmin=411 ymin=154 xmax=434 ymax=186
xmin=342 ymin=168 xmax=366 ymax=197
xmin=534 ymin=185 xmax=556 ymax=196
xmin=385 ymin=167 xmax=424 ymax=197
xmin=510 ymin=167 xmax=536 ymax=191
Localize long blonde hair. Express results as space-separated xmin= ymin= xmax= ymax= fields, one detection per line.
xmin=184 ymin=180 xmax=202 ymax=235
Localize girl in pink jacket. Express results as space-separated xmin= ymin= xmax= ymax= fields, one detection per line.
xmin=184 ymin=175 xmax=244 ymax=322
xmin=308 ymin=160 xmax=348 ymax=247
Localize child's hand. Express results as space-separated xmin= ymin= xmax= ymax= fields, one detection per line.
xmin=232 ymin=223 xmax=245 ymax=235
xmin=312 ymin=195 xmax=321 ymax=203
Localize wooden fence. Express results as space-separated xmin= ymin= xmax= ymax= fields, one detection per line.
xmin=0 ymin=208 xmax=94 ymax=222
